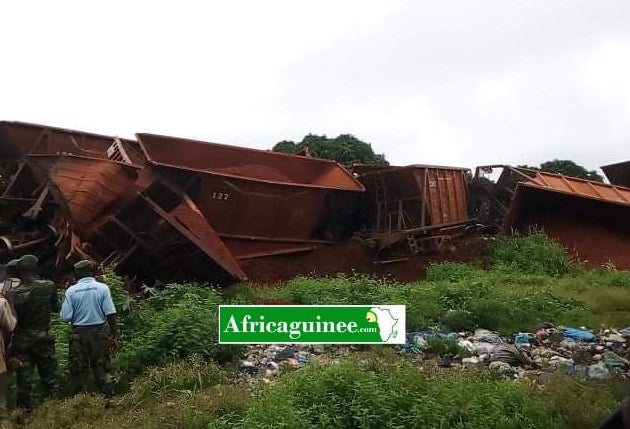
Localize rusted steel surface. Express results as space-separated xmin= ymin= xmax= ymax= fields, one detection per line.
xmin=87 ymin=180 xmax=246 ymax=284
xmin=6 ymin=120 xmax=587 ymax=284
xmin=136 ymin=133 xmax=365 ymax=261
xmin=0 ymin=121 xmax=144 ymax=165
xmin=521 ymin=170 xmax=630 ymax=207
xmin=602 ymin=161 xmax=630 ymax=188
xmin=470 ymin=165 xmax=630 ymax=269
xmin=27 ymin=156 xmax=140 ymax=236
xmin=0 ymin=122 xmax=372 ymax=284
xmin=137 ymin=133 xmax=364 ymax=190
xmin=358 ymin=165 xmax=470 ymax=232
xmin=503 ymin=185 xmax=630 ymax=269
xmin=0 ymin=122 xmax=250 ymax=284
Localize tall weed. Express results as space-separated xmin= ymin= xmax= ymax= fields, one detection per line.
xmin=491 ymin=232 xmax=572 ymax=276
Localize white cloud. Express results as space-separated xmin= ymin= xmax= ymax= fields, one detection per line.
xmin=1 ymin=0 xmax=629 ymax=172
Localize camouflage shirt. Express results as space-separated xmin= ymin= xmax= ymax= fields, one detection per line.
xmin=12 ymin=278 xmax=59 ymax=333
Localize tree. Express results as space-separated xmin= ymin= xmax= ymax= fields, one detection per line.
xmin=272 ymin=134 xmax=388 ymax=167
xmin=539 ymin=159 xmax=603 ymax=182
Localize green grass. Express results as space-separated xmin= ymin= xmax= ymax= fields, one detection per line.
xmin=13 ymin=232 xmax=630 ymax=428
xmin=23 ymin=352 xmax=620 ymax=429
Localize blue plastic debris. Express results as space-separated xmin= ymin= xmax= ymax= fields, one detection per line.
xmin=561 ymin=328 xmax=596 ymax=342
xmin=514 ymin=333 xmax=535 ymax=344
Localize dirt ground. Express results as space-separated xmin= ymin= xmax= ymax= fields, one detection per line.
xmin=239 ymin=236 xmax=491 ymax=285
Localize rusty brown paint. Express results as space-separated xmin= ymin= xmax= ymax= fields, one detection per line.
xmin=136 ymin=133 xmax=365 ymax=191
xmin=520 ymin=169 xmax=630 ymax=207
xmin=0 ymin=121 xmax=144 ymax=165
xmin=504 ymin=185 xmax=630 ymax=269
xmin=27 ymin=156 xmax=140 ymax=236
xmin=138 ymin=192 xmax=247 ymax=281
xmin=358 ymin=165 xmax=470 ymax=232
xmin=136 ymin=133 xmax=365 ymax=248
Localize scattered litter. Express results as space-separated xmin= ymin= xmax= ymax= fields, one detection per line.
xmin=561 ymin=327 xmax=596 ymax=342
xmin=588 ymin=362 xmax=611 ymax=380
xmin=601 ymin=352 xmax=630 ymax=374
xmin=239 ymin=326 xmax=630 ymax=384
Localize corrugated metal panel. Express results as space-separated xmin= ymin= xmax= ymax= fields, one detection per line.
xmin=602 ymin=161 xmax=630 ymax=188
xmin=425 ymin=168 xmax=468 ymax=225
xmin=523 ymin=170 xmax=630 ymax=206
xmin=359 ymin=165 xmax=469 ymax=232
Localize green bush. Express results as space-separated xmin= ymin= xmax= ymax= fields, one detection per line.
xmin=423 ymin=337 xmax=470 ymax=357
xmin=426 ymin=263 xmax=482 ymax=282
xmin=127 ymin=355 xmax=226 ymax=404
xmin=114 ymin=284 xmax=243 ymax=382
xmin=542 ymin=375 xmax=618 ymax=428
xmin=440 ymin=309 xmax=476 ymax=332
xmin=278 ymin=274 xmax=395 ymax=305
xmin=220 ymin=283 xmax=259 ymax=304
xmin=224 ymin=356 xmax=561 ymax=429
xmin=491 ymin=232 xmax=572 ymax=276
xmin=265 ymin=267 xmax=585 ymax=335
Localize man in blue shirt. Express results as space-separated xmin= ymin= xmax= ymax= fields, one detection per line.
xmin=60 ymin=260 xmax=117 ymax=397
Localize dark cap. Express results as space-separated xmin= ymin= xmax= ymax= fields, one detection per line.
xmin=74 ymin=260 xmax=95 ymax=271
xmin=6 ymin=259 xmax=18 ymax=269
xmin=18 ymin=254 xmax=38 ymax=267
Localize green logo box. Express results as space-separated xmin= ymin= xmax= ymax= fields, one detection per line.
xmin=219 ymin=305 xmax=406 ymax=344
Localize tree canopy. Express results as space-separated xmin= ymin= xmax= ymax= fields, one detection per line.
xmin=518 ymin=159 xmax=603 ymax=182
xmin=272 ymin=134 xmax=388 ymax=167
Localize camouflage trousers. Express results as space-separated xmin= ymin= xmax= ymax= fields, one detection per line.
xmin=10 ymin=332 xmax=60 ymax=411
xmin=0 ymin=372 xmax=8 ymax=420
xmin=69 ymin=324 xmax=113 ymax=397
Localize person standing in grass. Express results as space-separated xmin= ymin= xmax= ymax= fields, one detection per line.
xmin=10 ymin=254 xmax=60 ymax=412
xmin=60 ymin=260 xmax=117 ymax=397
xmin=0 ymin=279 xmax=16 ymax=422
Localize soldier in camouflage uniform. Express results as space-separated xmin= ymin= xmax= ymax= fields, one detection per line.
xmin=10 ymin=254 xmax=60 ymax=411
xmin=60 ymin=260 xmax=117 ymax=397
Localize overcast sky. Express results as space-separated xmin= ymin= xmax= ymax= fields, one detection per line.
xmin=1 ymin=1 xmax=629 ymax=174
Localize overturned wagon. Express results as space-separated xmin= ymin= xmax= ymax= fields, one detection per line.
xmin=0 ymin=121 xmax=367 ymax=285
xmin=0 ymin=121 xmax=145 ymax=274
xmin=353 ymin=164 xmax=471 ymax=254
xmin=135 ymin=133 xmax=366 ymax=265
xmin=472 ymin=165 xmax=630 ymax=269
xmin=0 ymin=121 xmax=234 ymax=284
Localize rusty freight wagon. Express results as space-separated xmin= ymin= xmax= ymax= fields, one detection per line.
xmin=470 ymin=165 xmax=630 ymax=270
xmin=0 ymin=121 xmax=145 ymax=270
xmin=0 ymin=121 xmax=247 ymax=284
xmin=354 ymin=164 xmax=471 ymax=253
xmin=135 ymin=133 xmax=366 ymax=264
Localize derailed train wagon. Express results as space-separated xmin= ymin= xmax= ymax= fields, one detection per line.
xmin=353 ymin=164 xmax=471 ymax=253
xmin=0 ymin=122 xmax=248 ymax=284
xmin=471 ymin=165 xmax=630 ymax=270
xmin=135 ymin=133 xmax=366 ymax=262
xmin=0 ymin=121 xmax=145 ymax=272
xmin=0 ymin=119 xmax=490 ymax=284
